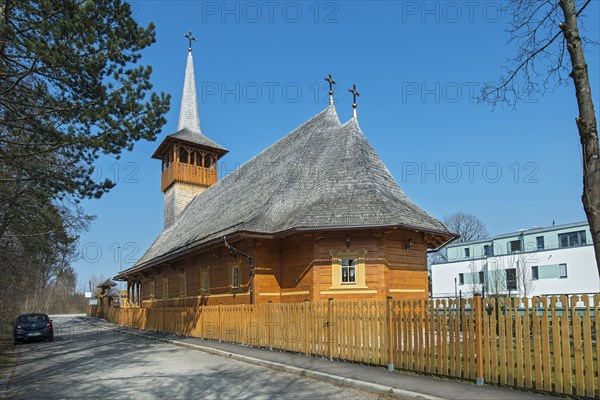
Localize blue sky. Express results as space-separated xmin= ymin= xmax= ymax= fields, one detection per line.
xmin=73 ymin=0 xmax=600 ymax=290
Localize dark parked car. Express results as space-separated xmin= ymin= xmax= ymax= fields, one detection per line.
xmin=13 ymin=313 xmax=54 ymax=344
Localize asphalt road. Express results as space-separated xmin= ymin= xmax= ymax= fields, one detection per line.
xmin=5 ymin=315 xmax=390 ymax=399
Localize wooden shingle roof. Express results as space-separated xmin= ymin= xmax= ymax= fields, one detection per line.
xmin=117 ymin=106 xmax=455 ymax=277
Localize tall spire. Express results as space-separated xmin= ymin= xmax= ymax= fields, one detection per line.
xmin=178 ymin=32 xmax=201 ymax=133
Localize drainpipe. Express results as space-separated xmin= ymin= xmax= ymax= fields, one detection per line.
xmin=223 ymin=236 xmax=255 ymax=305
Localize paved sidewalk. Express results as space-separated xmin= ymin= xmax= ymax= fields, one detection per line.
xmin=82 ymin=316 xmax=555 ymax=400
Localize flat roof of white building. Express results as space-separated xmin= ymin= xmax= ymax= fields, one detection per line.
xmin=444 ymin=221 xmax=588 ymax=248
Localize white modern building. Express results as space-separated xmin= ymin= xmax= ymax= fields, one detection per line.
xmin=431 ymin=221 xmax=599 ymax=298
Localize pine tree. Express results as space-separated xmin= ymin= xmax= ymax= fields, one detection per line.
xmin=0 ymin=0 xmax=170 ymax=203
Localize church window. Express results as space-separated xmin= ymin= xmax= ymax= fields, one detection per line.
xmin=201 ymin=268 xmax=210 ymax=294
xmin=341 ymin=259 xmax=356 ymax=283
xmin=179 ymin=148 xmax=189 ymax=164
xmin=206 ymin=154 xmax=215 ymax=169
xmin=227 ymin=258 xmax=242 ymax=292
xmin=163 ymin=276 xmax=169 ymax=298
xmin=230 ymin=264 xmax=240 ymax=290
xmin=329 ymin=249 xmax=368 ymax=289
xmin=179 ymin=270 xmax=187 ymax=297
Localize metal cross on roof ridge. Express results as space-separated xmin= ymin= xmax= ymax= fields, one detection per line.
xmin=183 ymin=31 xmax=197 ymax=51
xmin=324 ymin=74 xmax=336 ymax=105
xmin=349 ymin=83 xmax=360 ymax=108
xmin=325 ymin=74 xmax=336 ymax=94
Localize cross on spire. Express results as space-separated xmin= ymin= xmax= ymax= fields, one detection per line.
xmin=183 ymin=31 xmax=197 ymax=52
xmin=348 ymin=83 xmax=360 ymax=118
xmin=324 ymin=74 xmax=336 ymax=105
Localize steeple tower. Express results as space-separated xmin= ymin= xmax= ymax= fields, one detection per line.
xmin=152 ymin=34 xmax=228 ymax=229
xmin=178 ymin=32 xmax=200 ymax=133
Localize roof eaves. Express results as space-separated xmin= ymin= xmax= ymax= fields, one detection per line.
xmin=274 ymin=223 xmax=458 ymax=241
xmin=114 ymin=230 xmax=274 ymax=280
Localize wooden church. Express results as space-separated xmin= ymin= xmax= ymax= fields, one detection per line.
xmin=114 ymin=39 xmax=457 ymax=307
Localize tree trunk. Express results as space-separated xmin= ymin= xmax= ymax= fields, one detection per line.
xmin=559 ymin=0 xmax=600 ymax=277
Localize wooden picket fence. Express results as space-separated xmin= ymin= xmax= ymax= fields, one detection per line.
xmin=88 ymin=294 xmax=599 ymax=397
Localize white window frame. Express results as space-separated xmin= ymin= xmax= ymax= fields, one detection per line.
xmin=329 ymin=249 xmax=368 ymax=289
xmin=341 ymin=259 xmax=357 ymax=284
xmin=531 ymin=265 xmax=539 ymax=280
xmin=559 ymin=263 xmax=568 ymax=279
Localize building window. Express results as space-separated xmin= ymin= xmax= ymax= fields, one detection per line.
xmin=478 ymin=271 xmax=485 ymax=284
xmin=536 ymin=236 xmax=544 ymax=250
xmin=483 ymin=245 xmax=492 ymax=256
xmin=329 ymin=249 xmax=368 ymax=289
xmin=179 ymin=148 xmax=189 ymax=164
xmin=531 ymin=266 xmax=539 ymax=280
xmin=464 ymin=248 xmax=470 ymax=258
xmin=508 ymin=240 xmax=522 ymax=253
xmin=205 ymin=153 xmax=215 ymax=169
xmin=179 ymin=270 xmax=186 ymax=297
xmin=458 ymin=273 xmax=464 ymax=285
xmin=341 ymin=259 xmax=357 ymax=283
xmin=559 ymin=263 xmax=568 ymax=278
xmin=230 ymin=264 xmax=240 ymax=290
xmin=201 ymin=268 xmax=210 ymax=294
xmin=163 ymin=276 xmax=169 ymax=299
xmin=150 ymin=278 xmax=155 ymax=298
xmin=506 ymin=268 xmax=517 ymax=290
xmin=228 ymin=258 xmax=242 ymax=292
xmin=558 ymin=230 xmax=586 ymax=248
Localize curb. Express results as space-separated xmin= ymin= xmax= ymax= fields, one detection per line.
xmin=82 ymin=317 xmax=443 ymax=400
xmin=173 ymin=342 xmax=443 ymax=400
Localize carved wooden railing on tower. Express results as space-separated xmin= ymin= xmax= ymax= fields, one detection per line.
xmin=161 ymin=161 xmax=218 ymax=191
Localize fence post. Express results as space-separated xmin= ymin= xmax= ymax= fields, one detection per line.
xmin=474 ymin=293 xmax=484 ymax=386
xmin=459 ymin=290 xmax=463 ymax=331
xmin=267 ymin=301 xmax=273 ymax=350
xmin=218 ymin=304 xmax=223 ymax=342
xmin=304 ymin=300 xmax=309 ymax=355
xmin=328 ymin=297 xmax=333 ymax=361
xmin=241 ymin=303 xmax=246 ymax=345
xmin=387 ymin=296 xmax=394 ymax=371
xmin=199 ymin=305 xmax=204 ymax=338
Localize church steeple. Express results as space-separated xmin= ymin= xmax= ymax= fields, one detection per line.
xmin=152 ymin=34 xmax=228 ymax=229
xmin=178 ymin=43 xmax=201 ymax=133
